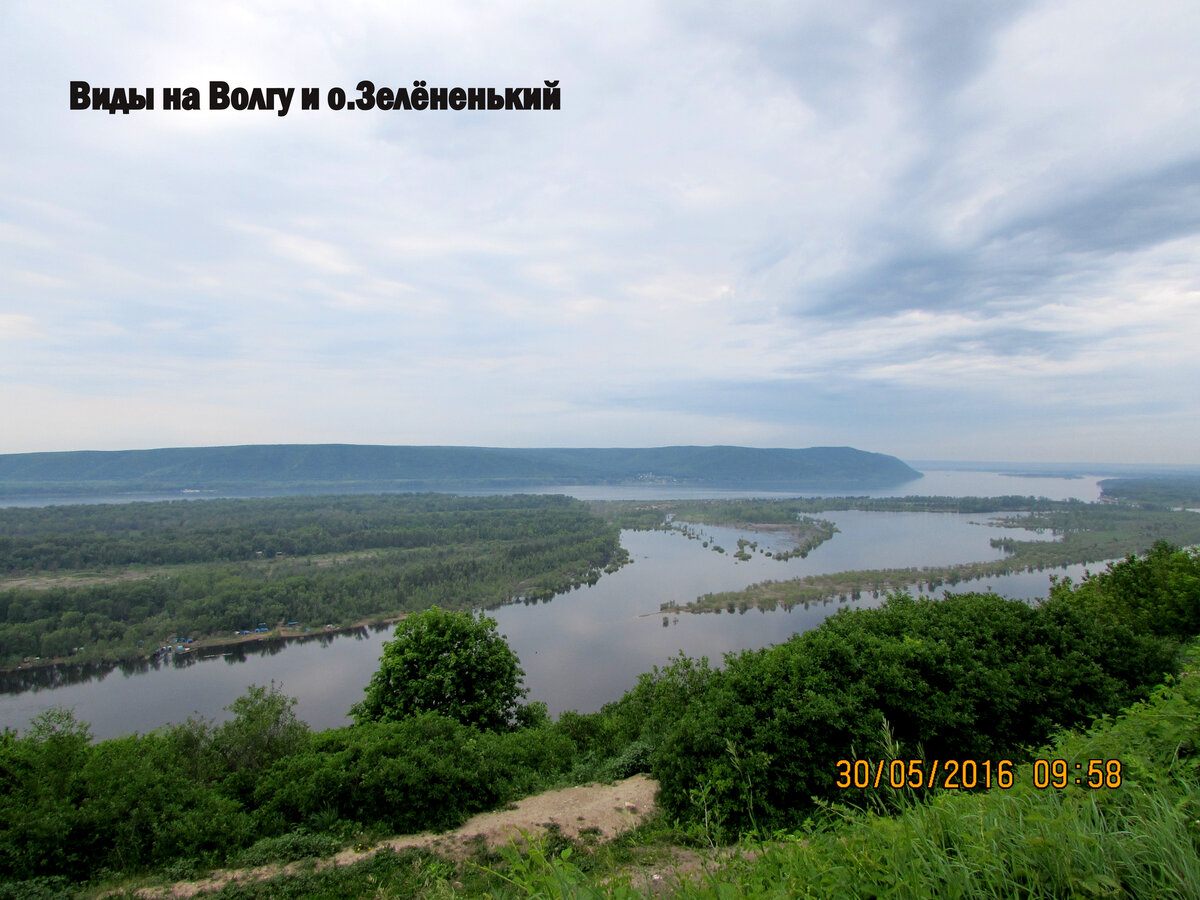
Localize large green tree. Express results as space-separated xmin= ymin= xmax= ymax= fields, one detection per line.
xmin=351 ymin=606 xmax=528 ymax=730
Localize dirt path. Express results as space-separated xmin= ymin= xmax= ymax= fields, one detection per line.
xmin=137 ymin=775 xmax=659 ymax=899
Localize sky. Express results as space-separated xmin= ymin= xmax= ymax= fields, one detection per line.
xmin=2 ymin=1 xmax=1199 ymax=464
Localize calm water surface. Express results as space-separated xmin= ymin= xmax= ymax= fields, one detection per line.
xmin=0 ymin=471 xmax=1109 ymax=738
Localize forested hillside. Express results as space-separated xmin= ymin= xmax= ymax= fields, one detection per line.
xmin=0 ymin=443 xmax=921 ymax=496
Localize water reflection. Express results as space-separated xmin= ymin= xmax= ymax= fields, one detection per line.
xmin=0 ymin=627 xmax=375 ymax=694
xmin=0 ymin=659 xmax=155 ymax=694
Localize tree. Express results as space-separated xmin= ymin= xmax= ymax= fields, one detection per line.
xmin=215 ymin=682 xmax=310 ymax=774
xmin=351 ymin=606 xmax=528 ymax=731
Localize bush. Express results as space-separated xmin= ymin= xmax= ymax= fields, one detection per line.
xmin=648 ymin=589 xmax=1178 ymax=836
xmin=0 ymin=876 xmax=73 ymax=900
xmin=252 ymin=713 xmax=578 ymax=836
xmin=602 ymin=740 xmax=653 ymax=780
xmin=233 ymin=831 xmax=342 ymax=867
xmin=1050 ymin=540 xmax=1200 ymax=638
xmin=351 ymin=607 xmax=528 ymax=731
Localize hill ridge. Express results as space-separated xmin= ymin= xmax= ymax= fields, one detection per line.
xmin=0 ymin=443 xmax=922 ymax=496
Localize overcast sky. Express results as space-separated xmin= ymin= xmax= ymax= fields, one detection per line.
xmin=2 ymin=1 xmax=1198 ymax=464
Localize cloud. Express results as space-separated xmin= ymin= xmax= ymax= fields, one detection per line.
xmin=0 ymin=314 xmax=41 ymax=341
xmin=1 ymin=0 xmax=1198 ymax=462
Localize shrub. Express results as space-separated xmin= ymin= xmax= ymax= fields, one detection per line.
xmin=351 ymin=607 xmax=528 ymax=731
xmin=649 ymin=589 xmax=1177 ymax=835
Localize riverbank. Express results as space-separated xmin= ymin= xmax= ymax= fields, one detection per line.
xmin=6 ymin=613 xmax=407 ymax=676
xmin=677 ymin=501 xmax=1200 ymax=612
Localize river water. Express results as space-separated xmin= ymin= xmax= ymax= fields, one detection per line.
xmin=0 ymin=470 xmax=1110 ymax=739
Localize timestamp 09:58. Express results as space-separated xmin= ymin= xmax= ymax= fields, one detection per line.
xmin=1033 ymin=758 xmax=1123 ymax=789
xmin=835 ymin=758 xmax=1124 ymax=791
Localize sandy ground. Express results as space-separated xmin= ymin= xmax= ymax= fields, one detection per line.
xmin=136 ymin=774 xmax=659 ymax=899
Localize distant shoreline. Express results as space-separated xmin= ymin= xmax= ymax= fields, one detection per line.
xmin=0 ymin=443 xmax=924 ymax=500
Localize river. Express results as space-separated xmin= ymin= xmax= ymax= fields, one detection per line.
xmin=0 ymin=470 xmax=1109 ymax=739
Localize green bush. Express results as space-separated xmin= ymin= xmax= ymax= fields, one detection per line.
xmin=662 ymin=648 xmax=1200 ymax=899
xmin=602 ymin=740 xmax=653 ymax=780
xmin=0 ymin=876 xmax=73 ymax=900
xmin=351 ymin=606 xmax=529 ymax=731
xmin=649 ymin=587 xmax=1177 ymax=836
xmin=1050 ymin=540 xmax=1200 ymax=638
xmin=232 ymin=831 xmax=342 ymax=867
xmin=0 ymin=709 xmax=258 ymax=881
xmin=252 ymin=713 xmax=580 ymax=837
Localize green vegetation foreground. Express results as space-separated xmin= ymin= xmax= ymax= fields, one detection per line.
xmin=3 ymin=542 xmax=1199 ymax=897
xmin=482 ymin=644 xmax=1200 ymax=900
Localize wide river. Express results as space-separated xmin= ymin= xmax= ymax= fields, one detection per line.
xmin=0 ymin=470 xmax=1110 ymax=739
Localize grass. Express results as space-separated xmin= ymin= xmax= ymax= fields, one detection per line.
xmin=499 ymin=649 xmax=1200 ymax=899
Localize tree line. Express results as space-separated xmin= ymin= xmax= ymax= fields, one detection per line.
xmin=0 ymin=493 xmax=606 ymax=573
xmin=0 ymin=494 xmax=622 ymax=668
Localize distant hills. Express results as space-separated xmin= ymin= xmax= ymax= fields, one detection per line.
xmin=0 ymin=444 xmax=922 ymax=498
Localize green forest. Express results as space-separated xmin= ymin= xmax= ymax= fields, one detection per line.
xmin=0 ymin=494 xmax=622 ymax=669
xmin=1 ymin=540 xmax=1199 ymax=897
xmin=1100 ymin=475 xmax=1200 ymax=508
xmin=0 ymin=443 xmax=921 ymax=497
